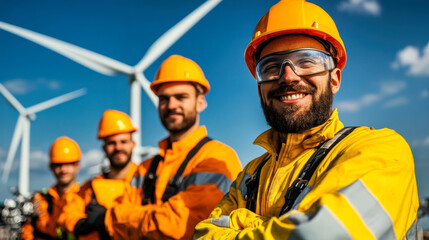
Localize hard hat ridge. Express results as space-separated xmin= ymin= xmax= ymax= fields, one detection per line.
xmin=150 ymin=55 xmax=210 ymax=95
xmin=98 ymin=109 xmax=137 ymax=139
xmin=50 ymin=136 xmax=81 ymax=164
xmin=245 ymin=0 xmax=346 ymax=78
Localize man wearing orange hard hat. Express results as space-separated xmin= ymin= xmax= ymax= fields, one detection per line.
xmin=58 ymin=110 xmax=138 ymax=239
xmin=194 ymin=0 xmax=418 ymax=239
xmin=21 ymin=137 xmax=81 ymax=240
xmin=107 ymin=55 xmax=242 ymax=239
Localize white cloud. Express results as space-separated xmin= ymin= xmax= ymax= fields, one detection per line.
xmin=338 ymin=0 xmax=381 ymax=16
xmin=4 ymin=79 xmax=33 ymax=94
xmin=3 ymin=78 xmax=61 ymax=95
xmin=383 ymin=97 xmax=409 ymax=108
xmin=392 ymin=42 xmax=429 ymax=76
xmin=81 ymin=149 xmax=104 ymax=168
xmin=380 ymin=81 xmax=406 ymax=95
xmin=30 ymin=150 xmax=49 ymax=169
xmin=336 ymin=81 xmax=407 ymax=112
xmin=360 ymin=93 xmax=380 ymax=105
xmin=424 ymin=136 xmax=429 ymax=146
xmin=335 ymin=101 xmax=361 ymax=112
xmin=421 ymin=90 xmax=428 ymax=98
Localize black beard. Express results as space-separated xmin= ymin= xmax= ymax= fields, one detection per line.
xmin=108 ymin=151 xmax=132 ymax=170
xmin=260 ymin=78 xmax=333 ymax=133
xmin=160 ymin=109 xmax=197 ymax=135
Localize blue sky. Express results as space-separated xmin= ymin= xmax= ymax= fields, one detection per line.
xmin=1 ymin=0 xmax=429 ymax=221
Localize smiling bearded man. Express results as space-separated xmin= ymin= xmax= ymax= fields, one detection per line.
xmin=194 ymin=0 xmax=419 ymax=239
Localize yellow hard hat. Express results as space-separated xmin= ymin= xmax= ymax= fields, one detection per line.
xmin=150 ymin=55 xmax=210 ymax=95
xmin=98 ymin=109 xmax=137 ymax=139
xmin=50 ymin=136 xmax=81 ymax=164
xmin=245 ymin=0 xmax=346 ymax=78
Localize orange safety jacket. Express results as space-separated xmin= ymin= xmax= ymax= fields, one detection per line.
xmin=58 ymin=162 xmax=137 ymax=240
xmin=21 ymin=183 xmax=80 ymax=240
xmin=108 ymin=126 xmax=242 ymax=240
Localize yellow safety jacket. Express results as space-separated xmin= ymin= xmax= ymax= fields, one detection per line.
xmin=194 ymin=110 xmax=419 ymax=239
xmin=108 ymin=126 xmax=242 ymax=240
xmin=22 ymin=183 xmax=80 ymax=240
xmin=58 ymin=162 xmax=137 ymax=240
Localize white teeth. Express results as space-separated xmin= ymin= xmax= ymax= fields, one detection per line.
xmin=280 ymin=93 xmax=305 ymax=101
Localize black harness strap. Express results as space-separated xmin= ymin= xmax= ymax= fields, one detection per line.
xmin=162 ymin=137 xmax=212 ymax=202
xmin=141 ymin=137 xmax=212 ymax=205
xmin=142 ymin=155 xmax=163 ymax=205
xmin=279 ymin=127 xmax=356 ymax=216
xmin=245 ymin=153 xmax=271 ymax=212
xmin=244 ymin=127 xmax=357 ymax=215
xmin=43 ymin=191 xmax=54 ymax=215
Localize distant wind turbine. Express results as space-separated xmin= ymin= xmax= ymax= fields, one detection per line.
xmin=0 ymin=0 xmax=222 ymax=161
xmin=0 ymin=83 xmax=86 ymax=195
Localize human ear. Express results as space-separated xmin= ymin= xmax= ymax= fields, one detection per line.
xmin=196 ymin=94 xmax=207 ymax=113
xmin=330 ymin=68 xmax=342 ymax=95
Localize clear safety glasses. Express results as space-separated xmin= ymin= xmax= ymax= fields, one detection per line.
xmin=255 ymin=48 xmax=336 ymax=83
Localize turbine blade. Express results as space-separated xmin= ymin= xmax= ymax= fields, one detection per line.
xmin=2 ymin=116 xmax=24 ymax=183
xmin=0 ymin=21 xmax=134 ymax=75
xmin=135 ymin=73 xmax=158 ymax=107
xmin=134 ymin=0 xmax=222 ymax=72
xmin=26 ymin=88 xmax=86 ymax=114
xmin=0 ymin=83 xmax=26 ymax=114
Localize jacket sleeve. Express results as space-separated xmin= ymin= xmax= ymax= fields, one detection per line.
xmin=21 ymin=221 xmax=34 ymax=240
xmin=193 ymin=164 xmax=260 ymax=239
xmin=57 ymin=182 xmax=91 ymax=234
xmin=111 ymin=148 xmax=242 ymax=239
xmin=194 ymin=128 xmax=420 ymax=239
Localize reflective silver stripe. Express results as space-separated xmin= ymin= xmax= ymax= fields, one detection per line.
xmin=238 ymin=173 xmax=251 ymax=199
xmin=288 ymin=205 xmax=352 ymax=240
xmin=210 ymin=215 xmax=230 ymax=228
xmin=338 ymin=180 xmax=396 ymax=240
xmin=129 ymin=174 xmax=144 ymax=188
xmin=179 ymin=172 xmax=232 ymax=194
xmin=404 ymin=219 xmax=417 ymax=240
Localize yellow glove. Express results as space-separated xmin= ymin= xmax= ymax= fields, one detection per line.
xmin=210 ymin=208 xmax=269 ymax=230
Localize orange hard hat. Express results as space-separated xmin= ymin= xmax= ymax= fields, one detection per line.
xmin=50 ymin=136 xmax=81 ymax=164
xmin=98 ymin=109 xmax=137 ymax=139
xmin=244 ymin=0 xmax=346 ymax=78
xmin=150 ymin=55 xmax=210 ymax=95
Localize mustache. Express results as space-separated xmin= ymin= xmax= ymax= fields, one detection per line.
xmin=267 ymin=84 xmax=315 ymax=99
xmin=163 ymin=110 xmax=184 ymax=118
xmin=110 ymin=150 xmax=128 ymax=157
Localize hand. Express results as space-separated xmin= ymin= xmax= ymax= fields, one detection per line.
xmin=74 ymin=203 xmax=107 ymax=236
xmin=32 ymin=200 xmax=43 ymax=216
xmin=85 ymin=203 xmax=107 ymax=231
xmin=229 ymin=208 xmax=269 ymax=230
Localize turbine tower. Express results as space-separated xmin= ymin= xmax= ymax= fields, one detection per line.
xmin=0 ymin=0 xmax=222 ymax=161
xmin=0 ymin=83 xmax=86 ymax=195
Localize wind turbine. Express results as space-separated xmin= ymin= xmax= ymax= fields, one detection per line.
xmin=0 ymin=83 xmax=86 ymax=195
xmin=0 ymin=0 xmax=222 ymax=161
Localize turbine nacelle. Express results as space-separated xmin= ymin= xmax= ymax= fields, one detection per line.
xmin=24 ymin=112 xmax=36 ymax=121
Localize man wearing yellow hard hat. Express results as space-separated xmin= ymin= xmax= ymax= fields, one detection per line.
xmin=194 ymin=0 xmax=419 ymax=239
xmin=21 ymin=137 xmax=81 ymax=240
xmin=107 ymin=55 xmax=242 ymax=239
xmin=58 ymin=110 xmax=138 ymax=239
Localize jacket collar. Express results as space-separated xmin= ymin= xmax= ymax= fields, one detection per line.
xmin=158 ymin=126 xmax=208 ymax=158
xmin=254 ymin=109 xmax=344 ymax=157
xmin=50 ymin=182 xmax=80 ymax=199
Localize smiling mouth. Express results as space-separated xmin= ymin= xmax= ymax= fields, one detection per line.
xmin=166 ymin=113 xmax=183 ymax=119
xmin=279 ymin=93 xmax=307 ymax=101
